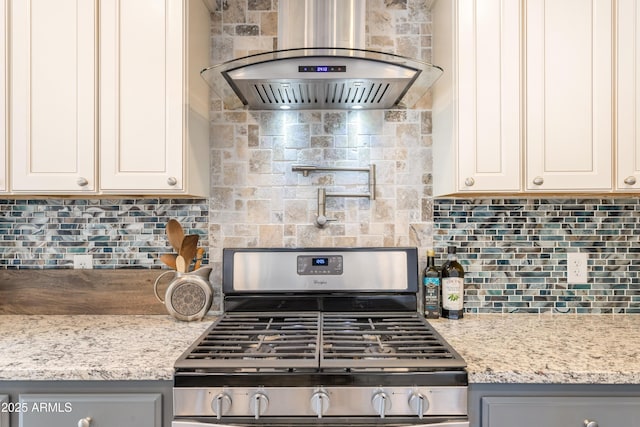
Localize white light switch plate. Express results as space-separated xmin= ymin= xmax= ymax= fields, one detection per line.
xmin=567 ymin=253 xmax=588 ymax=284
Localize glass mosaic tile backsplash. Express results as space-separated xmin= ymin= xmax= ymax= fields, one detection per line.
xmin=434 ymin=198 xmax=640 ymax=314
xmin=2 ymin=196 xmax=639 ymax=314
xmin=0 ymin=198 xmax=208 ymax=269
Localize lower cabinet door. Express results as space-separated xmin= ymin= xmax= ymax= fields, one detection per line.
xmin=1 ymin=395 xmax=8 ymax=427
xmin=482 ymin=396 xmax=640 ymax=427
xmin=19 ymin=394 xmax=161 ymax=427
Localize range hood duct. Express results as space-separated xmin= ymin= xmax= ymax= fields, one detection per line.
xmin=201 ymin=0 xmax=443 ymax=111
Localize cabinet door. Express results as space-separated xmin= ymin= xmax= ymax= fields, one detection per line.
xmin=100 ymin=0 xmax=185 ymax=193
xmin=617 ymin=0 xmax=640 ymax=190
xmin=525 ymin=0 xmax=613 ymax=191
xmin=433 ymin=0 xmax=521 ymax=196
xmin=482 ymin=396 xmax=640 ymax=427
xmin=19 ymin=394 xmax=161 ymax=427
xmin=457 ymin=0 xmax=521 ymax=192
xmin=0 ymin=0 xmax=6 ymax=193
xmin=9 ymin=0 xmax=96 ymax=193
xmin=0 ymin=395 xmax=8 ymax=427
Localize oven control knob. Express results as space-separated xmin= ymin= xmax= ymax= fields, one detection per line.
xmin=408 ymin=392 xmax=430 ymax=419
xmin=371 ymin=391 xmax=391 ymax=418
xmin=310 ymin=390 xmax=330 ymax=418
xmin=211 ymin=393 xmax=232 ymax=419
xmin=250 ymin=392 xmax=269 ymax=419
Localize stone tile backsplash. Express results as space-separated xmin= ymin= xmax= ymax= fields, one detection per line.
xmin=209 ymin=109 xmax=434 ymax=252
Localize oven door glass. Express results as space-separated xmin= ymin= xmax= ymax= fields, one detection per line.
xmin=172 ymin=421 xmax=470 ymax=427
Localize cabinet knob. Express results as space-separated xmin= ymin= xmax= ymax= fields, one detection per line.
xmin=77 ymin=417 xmax=92 ymax=427
xmin=464 ymin=177 xmax=475 ymax=187
xmin=167 ymin=176 xmax=178 ymax=186
xmin=532 ymin=176 xmax=544 ymax=186
xmin=76 ymin=177 xmax=89 ymax=187
xmin=583 ymin=420 xmax=599 ymax=427
xmin=624 ymin=176 xmax=637 ymax=185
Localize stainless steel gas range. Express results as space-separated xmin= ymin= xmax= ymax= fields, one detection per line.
xmin=172 ymin=247 xmax=468 ymax=427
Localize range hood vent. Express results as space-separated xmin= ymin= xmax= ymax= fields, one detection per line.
xmin=201 ymin=1 xmax=443 ymax=111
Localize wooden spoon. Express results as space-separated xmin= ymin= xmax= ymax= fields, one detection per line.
xmin=159 ymin=253 xmax=177 ymax=270
xmin=175 ymin=255 xmax=187 ymax=273
xmin=193 ymin=247 xmax=205 ymax=270
xmin=166 ymin=219 xmax=184 ymax=253
xmin=180 ymin=234 xmax=199 ymax=271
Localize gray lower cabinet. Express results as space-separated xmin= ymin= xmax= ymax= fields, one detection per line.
xmin=18 ymin=394 xmax=161 ymax=427
xmin=482 ymin=396 xmax=640 ymax=427
xmin=470 ymin=384 xmax=640 ymax=427
xmin=1 ymin=395 xmax=8 ymax=427
xmin=0 ymin=380 xmax=172 ymax=427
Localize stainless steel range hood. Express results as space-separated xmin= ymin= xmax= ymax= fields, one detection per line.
xmin=201 ymin=0 xmax=443 ymax=111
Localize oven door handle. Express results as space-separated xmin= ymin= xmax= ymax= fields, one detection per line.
xmin=172 ymin=421 xmax=469 ymax=427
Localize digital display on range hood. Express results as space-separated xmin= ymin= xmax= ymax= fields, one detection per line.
xmin=298 ymin=65 xmax=347 ymax=72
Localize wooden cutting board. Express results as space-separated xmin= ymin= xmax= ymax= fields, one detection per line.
xmin=0 ymin=270 xmax=168 ymax=315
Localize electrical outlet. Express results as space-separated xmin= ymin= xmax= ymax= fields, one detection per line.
xmin=74 ymin=254 xmax=93 ymax=269
xmin=567 ymin=252 xmax=588 ymax=284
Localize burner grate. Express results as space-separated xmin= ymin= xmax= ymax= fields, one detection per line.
xmin=321 ymin=313 xmax=461 ymax=368
xmin=175 ymin=312 xmax=465 ymax=372
xmin=180 ymin=312 xmax=321 ymax=369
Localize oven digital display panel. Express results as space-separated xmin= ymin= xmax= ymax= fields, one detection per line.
xmin=298 ymin=65 xmax=347 ymax=73
xmin=297 ymin=255 xmax=343 ymax=275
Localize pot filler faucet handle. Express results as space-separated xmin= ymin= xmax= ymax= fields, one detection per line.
xmin=315 ymin=188 xmax=337 ymax=228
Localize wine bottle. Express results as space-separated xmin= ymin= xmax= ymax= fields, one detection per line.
xmin=441 ymin=246 xmax=464 ymax=320
xmin=423 ymin=249 xmax=441 ymax=319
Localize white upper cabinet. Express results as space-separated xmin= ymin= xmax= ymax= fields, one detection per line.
xmin=10 ymin=0 xmax=97 ymax=193
xmin=99 ymin=0 xmax=210 ymax=196
xmin=6 ymin=0 xmax=210 ymax=196
xmin=616 ymin=0 xmax=640 ymax=191
xmin=433 ymin=0 xmax=522 ymax=196
xmin=0 ymin=0 xmax=6 ymax=193
xmin=433 ymin=0 xmax=621 ymax=196
xmin=525 ymin=0 xmax=613 ymax=191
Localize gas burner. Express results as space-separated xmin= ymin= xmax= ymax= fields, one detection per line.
xmin=246 ymin=343 xmax=276 ymax=355
xmin=364 ymin=345 xmax=396 ymax=356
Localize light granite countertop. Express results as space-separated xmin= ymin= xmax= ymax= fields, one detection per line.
xmin=0 ymin=315 xmax=213 ymax=381
xmin=2 ymin=314 xmax=640 ymax=384
xmin=430 ymin=314 xmax=640 ymax=385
